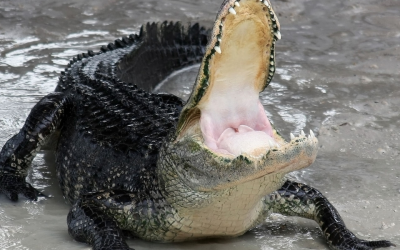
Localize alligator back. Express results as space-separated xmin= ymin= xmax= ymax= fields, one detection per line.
xmin=54 ymin=22 xmax=208 ymax=203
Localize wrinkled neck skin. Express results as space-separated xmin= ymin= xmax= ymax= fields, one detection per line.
xmin=159 ymin=0 xmax=318 ymax=211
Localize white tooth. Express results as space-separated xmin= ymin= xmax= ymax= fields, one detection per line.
xmin=269 ymin=140 xmax=275 ymax=148
xmin=274 ymin=31 xmax=282 ymax=40
xmin=214 ymin=46 xmax=221 ymax=54
xmin=235 ymin=1 xmax=240 ymax=7
xmin=301 ymin=130 xmax=305 ymax=136
xmin=290 ymin=133 xmax=295 ymax=140
xmin=270 ymin=61 xmax=274 ymax=66
xmin=229 ymin=7 xmax=236 ymax=15
xmin=218 ymin=38 xmax=221 ymax=42
xmin=264 ymin=1 xmax=270 ymax=7
xmin=310 ymin=129 xmax=315 ymax=138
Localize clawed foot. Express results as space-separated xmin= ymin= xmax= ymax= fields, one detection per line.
xmin=94 ymin=247 xmax=134 ymax=250
xmin=0 ymin=173 xmax=45 ymax=201
xmin=356 ymin=240 xmax=396 ymax=250
xmin=332 ymin=238 xmax=395 ymax=250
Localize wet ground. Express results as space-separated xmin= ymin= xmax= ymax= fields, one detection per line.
xmin=0 ymin=0 xmax=399 ymax=249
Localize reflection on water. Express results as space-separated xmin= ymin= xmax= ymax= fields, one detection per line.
xmin=0 ymin=0 xmax=399 ymax=249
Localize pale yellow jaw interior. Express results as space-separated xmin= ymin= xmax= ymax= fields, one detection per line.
xmin=197 ymin=1 xmax=275 ymax=157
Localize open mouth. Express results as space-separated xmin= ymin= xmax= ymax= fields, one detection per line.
xmin=176 ymin=0 xmax=315 ymax=159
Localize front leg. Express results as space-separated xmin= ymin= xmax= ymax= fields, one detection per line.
xmin=0 ymin=93 xmax=71 ymax=201
xmin=68 ymin=192 xmax=134 ymax=250
xmin=265 ymin=180 xmax=395 ymax=250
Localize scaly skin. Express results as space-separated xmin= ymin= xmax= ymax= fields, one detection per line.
xmin=0 ymin=0 xmax=394 ymax=249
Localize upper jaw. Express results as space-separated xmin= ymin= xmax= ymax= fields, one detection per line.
xmin=176 ymin=0 xmax=281 ymax=157
xmin=176 ymin=0 xmax=281 ymax=135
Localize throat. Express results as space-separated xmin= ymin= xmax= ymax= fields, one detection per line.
xmin=165 ymin=174 xmax=286 ymax=241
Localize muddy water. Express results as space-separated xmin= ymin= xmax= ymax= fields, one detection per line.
xmin=0 ymin=0 xmax=399 ymax=249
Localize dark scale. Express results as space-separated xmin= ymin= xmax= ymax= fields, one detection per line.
xmin=1 ymin=22 xmax=207 ymax=249
xmin=54 ymin=22 xmax=206 ymax=206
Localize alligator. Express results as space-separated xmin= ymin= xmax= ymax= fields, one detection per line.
xmin=0 ymin=0 xmax=395 ymax=249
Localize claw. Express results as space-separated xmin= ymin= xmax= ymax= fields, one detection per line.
xmin=333 ymin=238 xmax=395 ymax=250
xmin=7 ymin=191 xmax=19 ymax=202
xmin=362 ymin=240 xmax=396 ymax=248
xmin=38 ymin=191 xmax=48 ymax=198
xmin=23 ymin=185 xmax=39 ymax=201
xmin=0 ymin=173 xmax=44 ymax=201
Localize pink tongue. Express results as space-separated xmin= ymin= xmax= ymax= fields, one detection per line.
xmin=199 ymin=100 xmax=274 ymax=156
xmin=216 ymin=125 xmax=273 ymax=156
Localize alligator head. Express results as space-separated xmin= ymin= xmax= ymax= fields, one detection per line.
xmin=160 ymin=0 xmax=318 ymax=198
